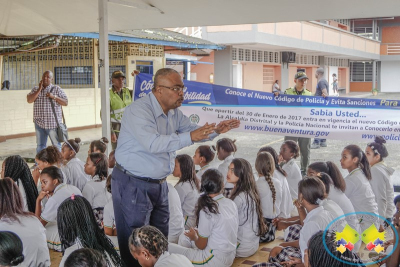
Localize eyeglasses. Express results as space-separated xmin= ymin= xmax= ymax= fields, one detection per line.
xmin=158 ymin=85 xmax=186 ymax=92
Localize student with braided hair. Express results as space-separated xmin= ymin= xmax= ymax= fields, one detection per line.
xmin=0 ymin=231 xmax=25 ymax=266
xmin=258 ymin=146 xmax=293 ymax=218
xmin=341 ymin=144 xmax=378 ymax=232
xmin=228 ymin=158 xmax=267 ymax=257
xmin=193 ymin=145 xmax=216 ymax=182
xmin=173 ymin=154 xmax=200 ymax=230
xmin=365 ymin=136 xmax=395 ymax=222
xmin=57 ymin=195 xmax=123 ymax=267
xmin=255 ymin=152 xmax=283 ymax=243
xmin=169 ymin=169 xmax=239 ymax=267
xmin=1 ymin=155 xmax=38 ymax=212
xmin=88 ymin=137 xmax=109 ymax=154
xmin=61 ymin=137 xmax=91 ymax=191
xmin=35 ymin=166 xmax=81 ymax=251
xmin=129 ymin=225 xmax=192 ymax=267
xmin=0 ymin=178 xmax=50 ymax=267
xmin=83 ymin=153 xmax=111 ymax=227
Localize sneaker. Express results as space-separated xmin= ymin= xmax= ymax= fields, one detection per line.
xmin=320 ymin=141 xmax=327 ymax=147
xmin=310 ymin=142 xmax=320 ymax=149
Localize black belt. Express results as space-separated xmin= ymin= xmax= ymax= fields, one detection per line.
xmin=115 ymin=163 xmax=166 ymax=184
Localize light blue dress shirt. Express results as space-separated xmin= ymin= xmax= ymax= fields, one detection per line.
xmin=116 ymin=92 xmax=217 ymax=179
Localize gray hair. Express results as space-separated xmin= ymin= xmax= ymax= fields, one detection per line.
xmin=152 ymin=68 xmax=180 ymax=92
xmin=316 ymin=67 xmax=324 ymax=75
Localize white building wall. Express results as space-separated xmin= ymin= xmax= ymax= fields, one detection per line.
xmin=381 ymin=61 xmax=400 ymax=92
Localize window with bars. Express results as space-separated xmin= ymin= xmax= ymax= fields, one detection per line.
xmin=238 ymin=49 xmax=244 ymax=61
xmin=350 ymin=62 xmax=373 ymax=82
xmin=98 ymin=65 xmax=126 ymax=87
xmin=263 ymin=67 xmax=274 ymax=85
xmin=55 ymin=66 xmax=93 ymax=85
xmin=232 ymin=48 xmax=237 ymax=60
xmin=245 ymin=49 xmax=251 ymax=61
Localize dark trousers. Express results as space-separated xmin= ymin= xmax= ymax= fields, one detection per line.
xmin=284 ymin=136 xmax=311 ymax=174
xmin=111 ymin=167 xmax=169 ymax=266
xmin=313 ymin=138 xmax=327 ymax=144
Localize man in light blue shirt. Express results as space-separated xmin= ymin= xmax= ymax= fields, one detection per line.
xmin=112 ymin=68 xmax=239 ymax=266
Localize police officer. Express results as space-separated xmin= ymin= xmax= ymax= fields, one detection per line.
xmin=109 ymin=70 xmax=136 ymax=150
xmin=283 ymin=71 xmax=313 ymax=175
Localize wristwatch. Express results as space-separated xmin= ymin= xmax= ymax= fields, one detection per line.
xmin=53 ymin=96 xmax=57 ymax=100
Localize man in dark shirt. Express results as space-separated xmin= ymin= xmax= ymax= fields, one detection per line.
xmin=311 ymin=67 xmax=329 ymax=149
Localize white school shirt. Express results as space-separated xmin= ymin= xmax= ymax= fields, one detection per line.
xmin=344 ymin=168 xmax=378 ymax=215
xmin=103 ymin=199 xmax=115 ymax=230
xmin=154 ymin=251 xmax=192 ymax=267
xmin=299 ymin=206 xmax=334 ymax=261
xmin=273 ymin=170 xmax=294 ymax=218
xmin=168 ymin=183 xmax=185 ymax=239
xmin=281 ymin=158 xmax=302 ymax=200
xmin=82 ymin=176 xmax=111 ymax=209
xmin=41 ymin=184 xmax=82 ymax=223
xmin=233 ymin=192 xmax=259 ymax=257
xmin=256 ymin=176 xmax=282 ymax=219
xmin=174 ymin=181 xmax=199 ymax=221
xmin=217 ymin=155 xmax=235 ymax=189
xmin=196 ymin=164 xmax=213 ymax=182
xmin=0 ymin=215 xmax=50 ymax=267
xmin=370 ymin=162 xmax=396 ymax=219
xmin=320 ymin=198 xmax=344 ymax=219
xmin=15 ymin=179 xmax=29 ymax=211
xmin=328 ymin=185 xmax=359 ymax=230
xmin=62 ymin=157 xmax=91 ymax=191
xmin=197 ymin=194 xmax=239 ymax=255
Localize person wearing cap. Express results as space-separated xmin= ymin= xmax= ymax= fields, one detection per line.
xmin=284 ymin=71 xmax=313 ymax=175
xmin=311 ymin=67 xmax=329 ymax=149
xmin=109 ymin=70 xmax=138 ymax=150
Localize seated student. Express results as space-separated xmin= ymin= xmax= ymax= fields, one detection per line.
xmin=61 ymin=137 xmax=91 ymax=191
xmin=215 ymin=138 xmax=237 ymax=198
xmin=83 ymin=153 xmax=111 ymax=227
xmin=173 ymin=154 xmax=200 ymax=230
xmin=228 ymin=158 xmax=267 ymax=257
xmin=32 ymin=146 xmax=63 ymax=191
xmin=258 ymin=146 xmax=293 ymax=219
xmin=129 ymin=225 xmax=192 ymax=267
xmin=88 ymin=137 xmax=109 ymax=154
xmin=365 ymin=136 xmax=395 ymax=223
xmin=0 ymin=178 xmax=50 ymax=266
xmin=341 ymin=144 xmax=379 ymax=232
xmin=34 ymin=166 xmax=82 ymax=251
xmin=103 ymin=175 xmax=119 ymax=250
xmin=169 ymin=169 xmax=239 ymax=267
xmin=0 ymin=231 xmax=25 ymax=267
xmin=1 ymin=155 xmax=38 ymax=212
xmin=167 ymin=183 xmax=185 ymax=244
xmin=58 ymin=195 xmax=123 ymax=267
xmin=279 ymin=140 xmax=302 ymax=201
xmin=254 ymin=177 xmax=334 ymax=267
xmin=255 ymin=152 xmax=283 ymax=243
xmin=65 ymin=248 xmax=108 ymax=267
xmin=193 ymin=145 xmax=216 ymax=182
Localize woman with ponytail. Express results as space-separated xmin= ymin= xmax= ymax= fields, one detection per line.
xmin=193 ymin=145 xmax=216 ymax=182
xmin=61 ymin=137 xmax=91 ymax=191
xmin=365 ymin=136 xmax=396 ymax=222
xmin=169 ymin=169 xmax=239 ymax=267
xmin=1 ymin=155 xmax=38 ymax=212
xmin=255 ymin=152 xmax=283 ymax=243
xmin=340 ymin=144 xmax=378 ymax=231
xmin=228 ymin=158 xmax=267 ymax=257
xmin=258 ymin=146 xmax=293 ymax=218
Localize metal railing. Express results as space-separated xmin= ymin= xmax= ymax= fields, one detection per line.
xmin=171 ymin=27 xmax=202 ymax=38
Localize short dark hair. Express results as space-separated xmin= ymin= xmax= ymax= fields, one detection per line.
xmin=64 ymin=248 xmax=107 ymax=267
xmin=40 ymin=166 xmax=64 ymax=184
xmin=36 ymin=146 xmax=62 ymax=165
xmin=298 ymin=177 xmax=325 ymax=205
xmin=197 ymin=145 xmax=215 ymax=164
xmin=153 ymin=68 xmax=180 ymax=92
xmin=283 ymin=140 xmax=300 ymax=159
xmin=0 ymin=231 xmax=24 ymax=266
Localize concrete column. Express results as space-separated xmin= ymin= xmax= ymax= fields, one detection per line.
xmin=281 ymin=62 xmax=290 ymax=90
xmin=372 ymin=19 xmax=377 ymax=40
xmin=0 ymin=56 xmax=3 ymax=84
xmin=214 ymin=46 xmax=233 ymax=87
xmin=372 ymin=60 xmax=377 ymax=90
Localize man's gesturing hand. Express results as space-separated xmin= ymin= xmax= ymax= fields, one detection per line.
xmin=215 ymin=119 xmax=240 ymax=134
xmin=190 ymin=123 xmax=216 ymax=142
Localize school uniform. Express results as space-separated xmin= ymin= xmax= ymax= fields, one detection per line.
xmin=40 ymin=183 xmax=82 ymax=251
xmin=175 ymin=181 xmax=199 ymax=230
xmin=273 ymin=170 xmax=294 ymax=218
xmin=154 ymin=251 xmax=192 ymax=267
xmin=196 ymin=164 xmax=213 ymax=182
xmin=103 ymin=199 xmax=120 ymax=250
xmin=234 ymin=192 xmax=260 ymax=257
xmin=82 ymin=175 xmax=111 ymax=227
xmin=15 ymin=179 xmax=29 ymax=211
xmin=167 ymin=183 xmax=185 ymax=244
xmin=62 ymin=157 xmax=91 ymax=191
xmin=256 ymin=176 xmax=282 ymax=242
xmin=299 ymin=206 xmax=335 ymax=260
xmin=217 ymin=155 xmax=235 ymax=197
xmin=0 ymin=215 xmax=50 ymax=267
xmin=169 ymin=194 xmax=239 ymax=267
xmin=370 ymin=162 xmax=396 ymax=219
xmin=344 ymin=168 xmax=379 ymax=232
xmin=281 ymin=158 xmax=302 ymax=200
